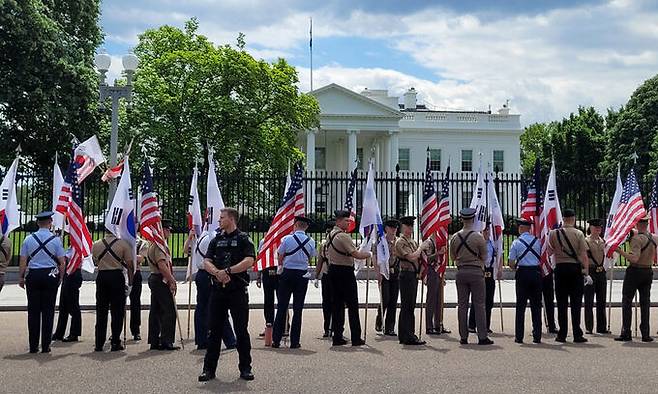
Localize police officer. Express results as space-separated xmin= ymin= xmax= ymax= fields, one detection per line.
xmin=508 ymin=218 xmax=542 ymax=344
xmin=420 ymin=226 xmax=449 ymax=336
xmin=326 ymin=210 xmax=372 ymax=347
xmin=548 ymin=209 xmax=591 ymax=343
xmin=396 ymin=216 xmax=425 ymax=346
xmin=92 ymin=232 xmax=134 ymax=351
xmin=584 ymin=218 xmax=609 ymax=335
xmin=469 ymin=223 xmax=495 ymax=334
xmin=129 ymin=237 xmax=148 ymax=341
xmin=147 ymin=219 xmax=179 ymax=351
xmin=0 ymin=232 xmax=11 ymax=293
xmin=376 ymin=219 xmax=400 ymax=336
xmin=18 ymin=211 xmax=66 ymax=353
xmin=315 ymin=224 xmax=333 ymax=338
xmin=53 ymin=247 xmax=82 ymax=342
xmin=449 ymin=208 xmax=493 ymax=345
xmin=199 ymin=207 xmax=255 ymax=382
xmin=614 ymin=216 xmax=657 ymax=342
xmin=256 ymin=239 xmax=279 ymax=341
xmin=272 ymin=216 xmax=316 ymax=348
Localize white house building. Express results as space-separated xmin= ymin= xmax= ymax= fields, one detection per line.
xmin=300 ymin=83 xmax=523 ymax=215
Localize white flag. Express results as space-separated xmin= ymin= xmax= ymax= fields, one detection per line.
xmin=539 ymin=161 xmax=563 ymax=274
xmin=74 ymin=135 xmax=106 ymax=182
xmin=603 ymin=164 xmax=623 ymax=269
xmin=206 ymin=148 xmax=225 ymax=233
xmin=469 ymin=161 xmax=487 ymax=232
xmin=487 ymin=172 xmax=505 ymax=279
xmin=0 ymin=157 xmax=20 ymax=236
xmin=186 ymin=166 xmax=203 ymax=281
xmin=359 ymin=161 xmax=389 ymax=279
xmin=104 ymin=157 xmax=137 ymax=270
xmin=51 ymin=154 xmax=65 ymax=230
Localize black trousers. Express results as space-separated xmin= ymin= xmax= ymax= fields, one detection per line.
xmin=320 ymin=274 xmax=332 ymax=333
xmin=95 ymin=270 xmax=126 ymax=347
xmin=515 ymin=267 xmax=543 ymax=341
xmin=554 ymin=264 xmax=584 ymax=339
xmin=129 ymin=271 xmax=143 ymax=336
xmin=398 ymin=271 xmax=418 ymax=343
xmin=542 ymin=272 xmax=557 ymax=330
xmin=329 ymin=264 xmax=361 ymax=343
xmin=54 ymin=269 xmax=82 ymax=338
xmin=273 ymin=269 xmax=309 ymax=346
xmin=26 ymin=268 xmax=59 ymax=351
xmin=376 ymin=273 xmax=399 ymax=333
xmin=261 ymin=268 xmax=278 ymax=325
xmin=621 ymin=266 xmax=653 ymax=337
xmin=469 ymin=267 xmax=495 ymax=330
xmin=148 ymin=274 xmax=176 ymax=346
xmin=203 ymin=285 xmax=252 ymax=374
xmin=195 ymin=270 xmax=236 ymax=347
xmin=584 ymin=269 xmax=607 ymax=333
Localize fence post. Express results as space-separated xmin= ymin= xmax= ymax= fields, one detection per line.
xmin=395 ymin=164 xmax=400 ymax=219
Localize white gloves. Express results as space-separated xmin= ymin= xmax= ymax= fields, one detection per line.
xmin=125 ymin=285 xmax=132 ymax=297
xmin=584 ymin=275 xmax=593 ymax=286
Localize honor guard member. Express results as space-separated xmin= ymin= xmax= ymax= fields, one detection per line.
xmin=256 ymin=239 xmax=280 ymax=341
xmin=449 ymin=208 xmax=494 ymax=345
xmin=272 ymin=216 xmax=316 ymax=348
xmin=469 ymin=223 xmax=495 ymax=334
xmin=185 ymin=228 xmax=237 ymax=351
xmin=548 ymin=209 xmax=591 ymax=343
xmin=53 ymin=247 xmax=83 ymax=342
xmin=147 ymin=219 xmax=179 ymax=351
xmin=614 ymin=216 xmax=657 ymax=342
xmin=420 ymin=228 xmax=449 ymax=336
xmin=18 ymin=211 xmax=66 ymax=353
xmin=326 ymin=210 xmax=372 ymax=347
xmin=199 ymin=207 xmax=255 ymax=382
xmin=584 ymin=218 xmax=609 ymax=334
xmin=92 ymin=232 xmax=134 ymax=351
xmin=315 ymin=224 xmax=334 ymax=338
xmin=129 ymin=237 xmax=148 ymax=341
xmin=396 ymin=216 xmax=425 ymax=346
xmin=375 ymin=219 xmax=401 ymax=336
xmin=508 ymin=218 xmax=543 ymax=344
xmin=0 ymin=231 xmax=11 ymax=293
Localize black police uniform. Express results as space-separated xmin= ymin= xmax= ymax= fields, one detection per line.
xmin=202 ymin=229 xmax=255 ymax=377
xmin=53 ymin=263 xmax=82 ymax=341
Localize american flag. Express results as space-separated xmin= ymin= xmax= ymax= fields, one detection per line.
xmin=57 ymin=156 xmax=93 ymax=274
xmin=605 ymin=169 xmax=646 ymax=258
xmin=648 ymin=172 xmax=658 ymax=236
xmin=420 ymin=155 xmax=439 ymax=241
xmin=521 ymin=158 xmax=541 ymax=222
xmin=139 ymin=160 xmax=169 ymax=259
xmin=436 ymin=166 xmax=451 ymax=275
xmin=256 ymin=162 xmax=305 ymax=270
xmin=345 ymin=168 xmax=358 ymax=233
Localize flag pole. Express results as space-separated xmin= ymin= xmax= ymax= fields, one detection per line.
xmin=418 ymin=271 xmax=425 ymax=340
xmin=364 ymin=251 xmax=370 ymax=342
xmin=634 ymin=293 xmax=638 ymax=338
xmin=498 ymin=279 xmax=504 ymax=332
xmin=187 ymin=265 xmax=193 ymax=340
xmin=607 ymin=266 xmax=613 ymax=332
xmin=174 ymin=292 xmax=185 ymax=350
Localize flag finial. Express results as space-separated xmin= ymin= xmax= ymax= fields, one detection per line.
xmin=631 ymin=152 xmax=639 ymax=165
xmin=15 ymin=144 xmax=21 ymax=156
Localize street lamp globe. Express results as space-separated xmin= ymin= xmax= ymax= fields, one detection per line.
xmin=122 ymin=53 xmax=139 ymax=72
xmin=94 ymin=53 xmax=111 ymax=72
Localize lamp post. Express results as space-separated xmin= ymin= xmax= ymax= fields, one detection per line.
xmin=94 ymin=51 xmax=139 ymax=202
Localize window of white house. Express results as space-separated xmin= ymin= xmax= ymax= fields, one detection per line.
xmin=315 ymin=147 xmax=326 ymax=170
xmin=357 ymin=148 xmax=364 ymax=170
xmin=429 ymin=149 xmax=441 ymax=171
xmin=398 ymin=148 xmax=410 ymax=170
xmin=462 ymin=190 xmax=473 ymax=209
xmin=493 ymin=150 xmax=504 ymax=172
xmin=461 ymin=150 xmax=473 ymax=172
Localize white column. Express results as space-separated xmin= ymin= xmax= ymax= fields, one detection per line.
xmin=347 ymin=129 xmax=359 ymax=172
xmin=388 ymin=130 xmax=399 ymax=171
xmin=375 ymin=140 xmax=381 ymax=172
xmin=306 ymin=129 xmax=316 ymax=171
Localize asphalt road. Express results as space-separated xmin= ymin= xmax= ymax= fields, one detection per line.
xmin=1 ymin=308 xmax=658 ymax=393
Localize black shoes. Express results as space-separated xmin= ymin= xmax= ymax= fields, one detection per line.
xmin=426 ymin=329 xmax=441 ymax=335
xmin=478 ymin=338 xmax=494 ymax=345
xmin=149 ymin=344 xmax=162 ymax=350
xmin=290 ymin=343 xmax=301 ymax=349
xmin=225 ymin=343 xmax=237 ymax=350
xmin=160 ymin=343 xmax=181 ymax=351
xmin=29 ymin=348 xmax=39 ymax=354
xmin=514 ymin=339 xmax=523 ymax=344
xmin=271 ymin=343 xmax=280 ymax=348
xmin=585 ymin=330 xmax=593 ymax=335
xmin=62 ymin=336 xmax=78 ymax=343
xmin=615 ymin=335 xmax=631 ymax=342
xmin=597 ymin=330 xmax=611 ymax=334
xmin=51 ymin=335 xmax=63 ymax=341
xmin=332 ymin=338 xmax=348 ymax=346
xmin=42 ymin=347 xmax=51 ymax=353
xmin=94 ymin=346 xmax=104 ymax=352
xmin=402 ymin=339 xmax=426 ymax=346
xmin=642 ymin=336 xmax=654 ymax=343
xmin=352 ymin=339 xmax=365 ymax=347
xmin=555 ymin=337 xmax=566 ymax=343
xmin=384 ymin=331 xmax=397 ymax=336
xmin=459 ymin=338 xmax=468 ymax=345
xmin=240 ymin=369 xmax=255 ymax=381
xmin=198 ymin=370 xmax=216 ymax=382
xmin=533 ymin=338 xmax=541 ymax=344
xmin=322 ymin=331 xmax=331 ymax=338
xmin=196 ymin=345 xmax=207 ymax=350
xmin=548 ymin=328 xmax=559 ymax=334
xmin=375 ymin=321 xmax=383 ymax=333
xmin=573 ymin=337 xmax=588 ymax=344
xmin=111 ymin=343 xmax=125 ymax=352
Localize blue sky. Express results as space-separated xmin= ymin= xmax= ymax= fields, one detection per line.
xmin=100 ymin=0 xmax=658 ymax=124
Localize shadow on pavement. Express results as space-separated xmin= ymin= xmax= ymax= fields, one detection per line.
xmin=328 ymin=345 xmax=384 ymax=355
xmin=4 ymin=352 xmax=74 ymax=364
xmin=519 ymin=342 xmax=568 ymax=351
xmin=401 ymin=344 xmax=449 ymax=353
xmin=622 ymin=341 xmax=658 ymax=348
xmin=198 ymin=377 xmax=250 ymax=393
xmin=79 ymin=350 xmax=126 ymax=361
xmin=124 ymin=349 xmax=171 ymax=362
xmin=458 ymin=344 xmax=504 ymax=351
xmin=253 ymin=347 xmax=317 ymax=356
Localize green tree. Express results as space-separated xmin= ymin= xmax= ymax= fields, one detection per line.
xmin=127 ymin=19 xmax=320 ymax=176
xmin=0 ymin=0 xmax=103 ymax=172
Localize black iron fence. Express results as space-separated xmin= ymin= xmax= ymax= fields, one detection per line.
xmin=4 ymin=168 xmax=649 ymax=267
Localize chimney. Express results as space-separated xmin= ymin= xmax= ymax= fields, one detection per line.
xmin=498 ymin=100 xmax=510 ymax=115
xmin=403 ymin=87 xmax=417 ymax=110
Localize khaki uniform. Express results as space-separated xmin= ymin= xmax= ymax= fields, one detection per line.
xmin=325 ymin=227 xmax=357 ymax=266
xmin=449 ymin=229 xmax=488 ymax=341
xmin=549 ymin=225 xmax=587 ymax=340
xmin=91 ymin=234 xmax=133 ymax=349
xmin=376 ymin=236 xmax=399 ymax=334
xmin=0 ymin=235 xmax=12 ymax=293
xmin=420 ymin=237 xmax=446 ymax=332
xmin=584 ymin=235 xmax=607 ymax=333
xmin=620 ymin=232 xmax=658 ymax=338
xmin=317 ymin=240 xmax=332 ymax=334
xmin=129 ymin=238 xmax=149 ymax=338
xmin=146 ymin=242 xmax=176 ymax=347
xmin=395 ymin=233 xmax=421 ymax=343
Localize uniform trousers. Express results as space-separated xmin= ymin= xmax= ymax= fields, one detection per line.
xmin=195 ymin=269 xmax=237 ymax=348
xmin=514 ymin=266 xmax=543 ymax=341
xmin=320 ymin=273 xmax=332 ymax=333
xmin=584 ymin=269 xmax=607 ymax=333
xmin=54 ymin=268 xmax=82 ymax=338
xmin=261 ymin=268 xmax=278 ymax=325
xmin=376 ymin=272 xmax=399 ymax=333
xmin=542 ymin=272 xmax=557 ymax=330
xmin=469 ymin=267 xmax=495 ymax=331
xmin=425 ymin=268 xmax=443 ymax=331
xmin=273 ymin=268 xmax=309 ymax=346
xmin=329 ymin=264 xmax=361 ymax=343
xmin=398 ymin=270 xmax=418 ymax=343
xmin=148 ymin=273 xmax=176 ymax=346
xmin=26 ymin=267 xmax=59 ymax=351
xmin=554 ymin=263 xmax=584 ymax=340
xmin=620 ymin=266 xmax=653 ymax=338
xmin=456 ymin=266 xmax=487 ymax=341
xmin=203 ymin=284 xmax=252 ymax=374
xmin=129 ymin=271 xmax=142 ymax=337
xmin=95 ymin=269 xmax=126 ymax=347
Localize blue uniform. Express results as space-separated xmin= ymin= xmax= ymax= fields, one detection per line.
xmin=509 ymin=232 xmax=541 ymax=267
xmin=484 ymin=240 xmax=495 ymax=268
xmin=20 ymin=228 xmax=65 ymax=268
xmin=509 ymin=232 xmax=543 ymax=343
xmin=277 ymin=231 xmax=316 ymax=270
